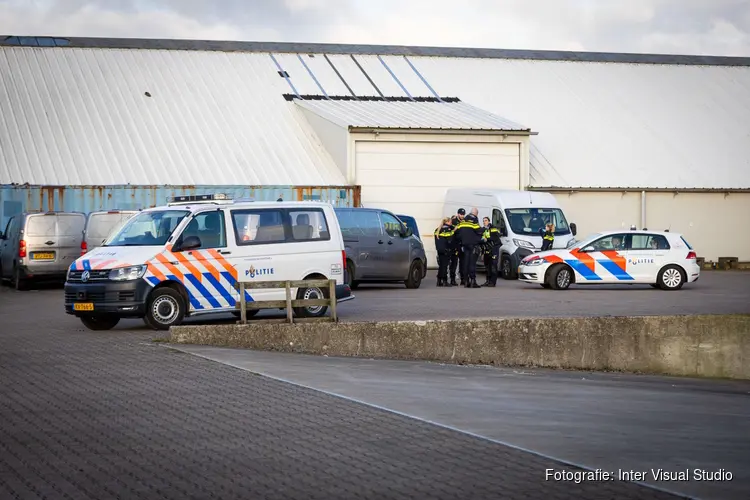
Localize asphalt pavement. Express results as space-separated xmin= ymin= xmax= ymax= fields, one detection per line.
xmin=0 ymin=285 xmax=696 ymax=500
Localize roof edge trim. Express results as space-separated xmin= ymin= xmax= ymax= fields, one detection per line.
xmin=3 ymin=36 xmax=750 ymax=66
xmin=527 ymin=186 xmax=750 ymax=193
xmin=349 ymin=127 xmax=533 ymax=135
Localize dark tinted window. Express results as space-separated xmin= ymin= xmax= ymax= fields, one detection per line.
xmin=381 ymin=212 xmax=403 ymax=238
xmin=232 ymin=209 xmax=286 ymax=245
xmin=397 ymin=215 xmax=419 ymax=237
xmin=492 ymin=209 xmax=507 ymax=233
xmin=587 ymin=233 xmax=629 ymax=251
xmin=336 ymin=209 xmax=381 ymax=237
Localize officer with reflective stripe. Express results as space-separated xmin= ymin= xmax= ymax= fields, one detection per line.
xmin=448 ymin=208 xmax=466 ymax=286
xmin=480 ymin=217 xmax=502 ymax=287
xmin=540 ymin=223 xmax=555 ymax=251
xmin=454 ymin=207 xmax=484 ymax=288
xmin=434 ymin=217 xmax=454 ymax=287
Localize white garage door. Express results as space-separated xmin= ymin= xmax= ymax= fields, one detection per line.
xmin=355 ymin=140 xmax=520 ymax=268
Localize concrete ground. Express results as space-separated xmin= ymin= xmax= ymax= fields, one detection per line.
xmin=174 ymin=346 xmax=750 ymax=500
xmin=10 ymin=270 xmax=749 ymax=329
xmin=0 ymin=286 xmax=691 ymax=500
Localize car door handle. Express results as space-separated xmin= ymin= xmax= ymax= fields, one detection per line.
xmin=387 ymin=241 xmax=393 ymax=245
xmin=378 ymin=240 xmax=384 ymax=244
xmin=219 ymin=250 xmax=232 ymax=255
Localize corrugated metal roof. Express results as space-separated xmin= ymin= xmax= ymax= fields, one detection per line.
xmin=2 ymin=44 xmax=749 ymax=189
xmin=294 ymin=98 xmax=530 ymax=131
xmin=3 ymin=36 xmax=750 ymax=67
xmin=0 ymin=47 xmax=346 ymax=186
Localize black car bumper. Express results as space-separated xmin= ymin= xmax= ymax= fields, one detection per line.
xmin=64 ymin=279 xmax=151 ymax=317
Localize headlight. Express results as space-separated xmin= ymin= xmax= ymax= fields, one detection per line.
xmin=522 ymin=256 xmax=545 ymax=266
xmin=513 ymin=239 xmax=535 ymax=250
xmin=109 ymin=265 xmax=147 ymax=281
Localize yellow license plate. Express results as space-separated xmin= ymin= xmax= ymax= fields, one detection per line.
xmin=73 ymin=303 xmax=94 ymax=311
xmin=31 ymin=252 xmax=55 ymax=260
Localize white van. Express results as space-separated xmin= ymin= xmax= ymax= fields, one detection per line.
xmin=64 ymin=195 xmax=354 ymax=331
xmin=443 ymin=189 xmax=578 ymax=280
xmin=81 ymin=210 xmax=139 ymax=255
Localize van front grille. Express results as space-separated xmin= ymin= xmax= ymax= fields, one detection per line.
xmin=67 ymin=270 xmax=110 ymax=282
xmin=65 ymin=291 xmax=106 ymax=302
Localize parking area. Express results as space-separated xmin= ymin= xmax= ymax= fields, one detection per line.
xmin=0 ymin=282 xmax=689 ymax=500
xmin=4 ymin=269 xmax=748 ymax=329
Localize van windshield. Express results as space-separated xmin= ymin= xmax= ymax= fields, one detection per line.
xmin=504 ymin=208 xmax=570 ymax=236
xmin=103 ymin=210 xmax=188 ymax=247
xmin=87 ymin=213 xmax=136 ymax=241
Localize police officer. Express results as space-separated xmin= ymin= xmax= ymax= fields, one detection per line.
xmin=454 ymin=207 xmax=484 ymax=288
xmin=448 ymin=208 xmax=466 ymax=286
xmin=481 ymin=217 xmax=501 ymax=287
xmin=434 ymin=217 xmax=454 ymax=287
xmin=540 ymin=223 xmax=555 ymax=251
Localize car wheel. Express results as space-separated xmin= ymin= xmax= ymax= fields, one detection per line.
xmin=14 ymin=267 xmax=28 ymax=291
xmin=657 ymin=265 xmax=685 ymax=290
xmin=294 ymin=284 xmax=328 ymax=318
xmin=549 ymin=265 xmax=572 ymax=290
xmin=347 ymin=261 xmax=359 ymax=290
xmin=501 ymin=256 xmax=517 ymax=280
xmin=405 ymin=261 xmax=423 ymax=289
xmin=144 ymin=287 xmax=186 ymax=330
xmin=80 ymin=315 xmax=120 ymax=331
xmin=540 ymin=283 xmax=551 ymax=289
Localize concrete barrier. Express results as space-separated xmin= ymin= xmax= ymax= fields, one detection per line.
xmin=169 ymin=314 xmax=750 ymax=380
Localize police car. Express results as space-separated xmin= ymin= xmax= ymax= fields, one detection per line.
xmin=64 ymin=194 xmax=354 ymax=331
xmin=517 ymin=229 xmax=700 ymax=290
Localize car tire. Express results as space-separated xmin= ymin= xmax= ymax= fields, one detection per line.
xmin=501 ymin=256 xmax=517 ymax=280
xmin=649 ymin=284 xmax=660 ymax=289
xmin=657 ymin=265 xmax=685 ymax=290
xmin=144 ymin=287 xmax=186 ymax=330
xmin=294 ymin=284 xmax=328 ymax=318
xmin=405 ymin=260 xmax=423 ymax=289
xmin=80 ymin=315 xmax=120 ymax=331
xmin=347 ymin=261 xmax=359 ymax=290
xmin=549 ymin=265 xmax=572 ymax=290
xmin=540 ymin=283 xmax=552 ymax=289
xmin=14 ymin=267 xmax=28 ymax=291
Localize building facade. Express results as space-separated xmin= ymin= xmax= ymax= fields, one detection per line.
xmin=1 ymin=36 xmax=749 ymax=263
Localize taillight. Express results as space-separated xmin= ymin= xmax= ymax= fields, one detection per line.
xmin=81 ymin=240 xmax=88 ymax=256
xmin=342 ymin=250 xmax=347 ymax=269
xmin=19 ymin=240 xmax=27 ymax=258
xmin=686 ymin=251 xmax=697 ymax=260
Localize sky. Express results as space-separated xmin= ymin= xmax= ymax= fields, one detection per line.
xmin=1 ymin=0 xmax=749 ymax=56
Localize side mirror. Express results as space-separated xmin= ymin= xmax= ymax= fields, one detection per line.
xmin=0 ymin=232 xmax=4 ymax=240
xmin=570 ymin=223 xmax=577 ymax=236
xmin=177 ymin=235 xmax=202 ymax=251
xmin=403 ymin=227 xmax=412 ymax=238
xmin=501 ymin=227 xmax=508 ymax=237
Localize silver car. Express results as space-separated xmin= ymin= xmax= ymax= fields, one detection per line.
xmin=334 ymin=207 xmax=427 ymax=289
xmin=81 ymin=210 xmax=138 ymax=255
xmin=0 ymin=211 xmax=86 ymax=290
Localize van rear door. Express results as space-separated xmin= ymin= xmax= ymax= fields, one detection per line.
xmin=25 ymin=213 xmax=85 ymax=273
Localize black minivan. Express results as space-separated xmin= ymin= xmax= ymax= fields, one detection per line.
xmin=334 ymin=208 xmax=427 ymax=289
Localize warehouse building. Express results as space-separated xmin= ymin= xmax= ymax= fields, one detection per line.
xmin=1 ymin=36 xmax=749 ymax=264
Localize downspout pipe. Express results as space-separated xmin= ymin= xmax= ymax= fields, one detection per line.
xmin=641 ymin=190 xmax=646 ymax=229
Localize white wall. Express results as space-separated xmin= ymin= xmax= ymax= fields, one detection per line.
xmin=351 ymin=132 xmax=528 ymax=266
xmin=296 ymin=106 xmax=349 ymax=179
xmin=553 ymin=191 xmax=750 ymax=261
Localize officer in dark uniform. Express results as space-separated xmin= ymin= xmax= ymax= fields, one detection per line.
xmin=454 ymin=207 xmax=484 ymax=288
xmin=480 ymin=217 xmax=502 ymax=287
xmin=448 ymin=208 xmax=466 ymax=286
xmin=433 ymin=217 xmax=454 ymax=287
xmin=540 ymin=223 xmax=555 ymax=251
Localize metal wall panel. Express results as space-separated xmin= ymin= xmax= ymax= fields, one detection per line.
xmin=0 ymin=185 xmax=361 ymax=229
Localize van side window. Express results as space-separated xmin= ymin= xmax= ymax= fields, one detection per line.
xmin=3 ymin=217 xmax=13 ymax=237
xmin=288 ymin=209 xmax=330 ymax=241
xmin=492 ymin=209 xmax=506 ymax=234
xmin=232 ymin=209 xmax=286 ymax=245
xmin=352 ymin=211 xmax=382 ymax=237
xmin=381 ymin=212 xmax=403 ymax=238
xmin=178 ymin=211 xmax=227 ymax=249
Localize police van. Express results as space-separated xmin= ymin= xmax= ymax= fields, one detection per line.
xmin=64 ymin=195 xmax=354 ymax=331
